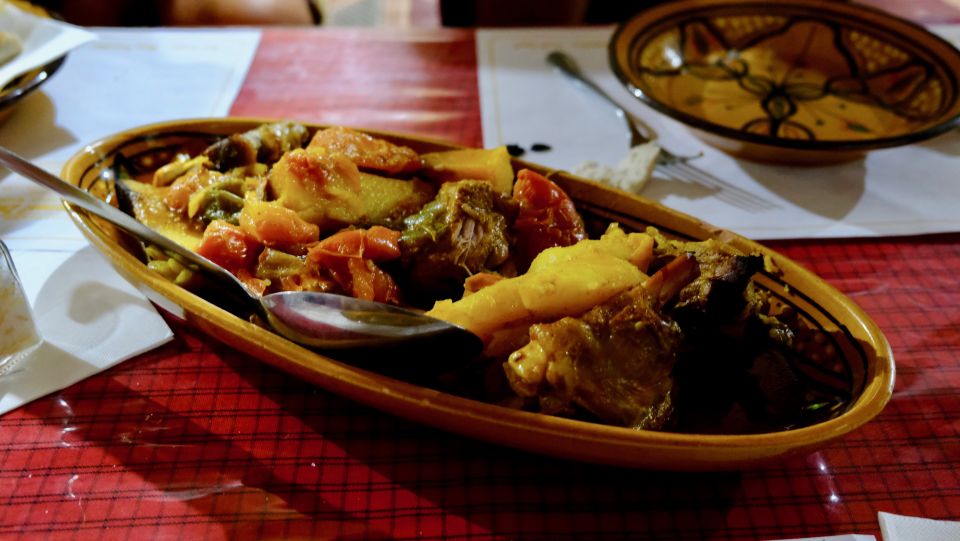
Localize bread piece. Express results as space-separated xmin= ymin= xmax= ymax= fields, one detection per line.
xmin=573 ymin=141 xmax=660 ymax=194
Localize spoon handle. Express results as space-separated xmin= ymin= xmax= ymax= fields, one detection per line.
xmin=0 ymin=146 xmax=169 ymax=247
xmin=0 ymin=145 xmax=260 ymax=317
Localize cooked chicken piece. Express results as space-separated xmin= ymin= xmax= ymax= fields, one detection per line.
xmin=203 ymin=121 xmax=310 ymax=171
xmin=505 ymin=255 xmax=698 ymax=429
xmin=400 ymin=180 xmax=515 ymax=300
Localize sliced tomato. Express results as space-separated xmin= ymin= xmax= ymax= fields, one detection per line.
xmin=307 ymin=226 xmax=402 ymax=303
xmin=234 ymin=268 xmax=270 ymax=297
xmin=311 ymin=226 xmax=401 ymax=262
xmin=512 ymin=169 xmax=586 ymax=268
xmin=196 ymin=220 xmax=261 ymax=273
xmin=339 ymin=257 xmax=400 ymax=303
xmin=239 ymin=198 xmax=320 ymax=250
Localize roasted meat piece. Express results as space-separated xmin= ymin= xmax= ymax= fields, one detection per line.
xmin=400 ymin=180 xmax=516 ymax=300
xmin=203 ymin=121 xmax=310 ymax=171
xmin=648 ymin=232 xmax=765 ymax=328
xmin=504 ymin=255 xmax=698 ymax=429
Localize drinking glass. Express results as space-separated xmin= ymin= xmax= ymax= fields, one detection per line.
xmin=0 ymin=240 xmax=42 ymax=375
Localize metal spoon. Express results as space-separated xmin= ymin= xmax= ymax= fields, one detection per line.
xmin=0 ymin=146 xmax=483 ymax=361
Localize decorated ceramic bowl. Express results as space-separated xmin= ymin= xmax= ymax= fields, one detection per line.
xmin=60 ymin=118 xmax=894 ymax=470
xmin=609 ymin=0 xmax=960 ymax=164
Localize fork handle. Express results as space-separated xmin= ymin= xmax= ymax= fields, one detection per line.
xmin=546 ymin=50 xmax=650 ymax=146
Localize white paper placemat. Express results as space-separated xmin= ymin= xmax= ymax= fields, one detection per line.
xmin=0 ymin=247 xmax=174 ymax=415
xmin=0 ymin=28 xmax=261 ymax=416
xmin=477 ymin=26 xmax=960 ymax=240
xmin=878 ymin=512 xmax=960 ymax=541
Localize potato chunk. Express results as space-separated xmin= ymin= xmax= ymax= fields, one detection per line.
xmin=267 ymin=148 xmax=364 ymax=231
xmin=358 ymin=172 xmax=435 ymax=227
xmin=529 ymin=223 xmax=654 ymax=273
xmin=419 ymin=146 xmax=515 ymax=194
xmin=426 ymin=225 xmax=653 ymax=343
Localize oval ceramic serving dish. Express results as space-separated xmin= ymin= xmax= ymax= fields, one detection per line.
xmin=61 ymin=118 xmax=894 ymax=470
xmin=609 ymin=0 xmax=960 ymax=164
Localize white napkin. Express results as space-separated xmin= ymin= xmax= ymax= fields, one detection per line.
xmin=477 ymin=26 xmax=960 ymax=240
xmin=0 ymin=246 xmax=173 ymax=415
xmin=878 ymin=512 xmax=960 ymax=541
xmin=0 ymin=28 xmax=261 ymax=416
xmin=0 ymin=0 xmax=96 ymax=89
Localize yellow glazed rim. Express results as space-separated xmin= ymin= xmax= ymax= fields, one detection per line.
xmin=61 ymin=117 xmax=896 ymax=470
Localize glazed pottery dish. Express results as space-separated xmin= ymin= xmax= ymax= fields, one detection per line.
xmin=60 ymin=118 xmax=894 ymax=470
xmin=609 ymin=0 xmax=960 ymax=164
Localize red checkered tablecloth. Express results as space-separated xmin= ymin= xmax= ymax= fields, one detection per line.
xmin=3 ymin=15 xmax=960 ymax=541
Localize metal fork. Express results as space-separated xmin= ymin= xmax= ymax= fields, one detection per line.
xmin=546 ymin=51 xmax=777 ymax=212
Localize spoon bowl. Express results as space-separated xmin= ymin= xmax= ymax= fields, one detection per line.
xmin=0 ymin=145 xmax=483 ymax=363
xmin=261 ymin=290 xmax=475 ymax=348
